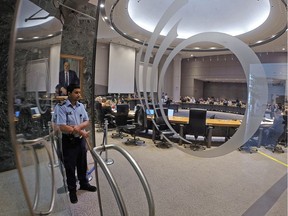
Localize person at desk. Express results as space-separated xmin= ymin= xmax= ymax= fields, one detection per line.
xmin=102 ymin=99 xmax=115 ymax=127
xmin=56 ymin=84 xmax=96 ymax=204
xmin=261 ymin=108 xmax=285 ymax=152
xmin=58 ymin=61 xmax=80 ymax=94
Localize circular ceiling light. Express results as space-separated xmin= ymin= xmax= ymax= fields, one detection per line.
xmin=128 ymin=0 xmax=271 ymax=39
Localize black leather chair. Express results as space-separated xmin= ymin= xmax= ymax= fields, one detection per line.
xmin=278 ymin=115 xmax=287 ymax=147
xmin=95 ymin=101 xmax=115 ymax=132
xmin=123 ymin=106 xmax=147 ymax=145
xmin=153 ymin=108 xmax=174 ymax=148
xmin=183 ymin=108 xmax=209 ymax=150
xmin=111 ymin=104 xmax=130 ymax=139
xmin=262 ymin=112 xmax=285 ymax=153
xmin=17 ymin=104 xmax=42 ymax=139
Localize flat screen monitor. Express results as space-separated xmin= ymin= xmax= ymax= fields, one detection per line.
xmin=30 ymin=107 xmax=40 ymax=115
xmin=168 ymin=109 xmax=174 ymax=117
xmin=146 ymin=109 xmax=154 ymax=115
xmin=116 ymin=104 xmax=129 ymax=114
xmin=15 ymin=111 xmax=20 ymax=118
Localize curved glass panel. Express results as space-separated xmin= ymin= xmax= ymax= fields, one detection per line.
xmin=5 ymin=0 xmax=71 ymax=215
xmin=4 ymin=0 xmax=287 ymax=215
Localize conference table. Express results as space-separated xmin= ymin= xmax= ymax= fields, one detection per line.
xmin=127 ymin=111 xmax=242 ymax=148
xmin=151 ymin=116 xmax=241 ymax=148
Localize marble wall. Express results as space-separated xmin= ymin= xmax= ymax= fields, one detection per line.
xmin=0 ymin=0 xmax=17 ymax=171
xmin=0 ymin=0 xmax=98 ymax=171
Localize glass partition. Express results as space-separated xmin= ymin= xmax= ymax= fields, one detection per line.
xmin=5 ymin=0 xmax=287 ymax=215
xmin=5 ymin=0 xmax=72 ymax=215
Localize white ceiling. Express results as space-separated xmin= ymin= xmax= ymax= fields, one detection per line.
xmin=97 ymin=0 xmax=287 ymax=58
xmin=16 ymin=0 xmax=287 ymax=59
xmin=128 ymin=0 xmax=270 ymax=38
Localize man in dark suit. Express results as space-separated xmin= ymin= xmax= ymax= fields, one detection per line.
xmin=58 ymin=61 xmax=80 ymax=93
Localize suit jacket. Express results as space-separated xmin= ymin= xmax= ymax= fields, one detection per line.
xmin=59 ymin=70 xmax=80 ymax=88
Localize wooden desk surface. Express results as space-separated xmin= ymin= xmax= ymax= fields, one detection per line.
xmin=129 ymin=111 xmax=241 ymax=128
xmin=163 ymin=116 xmax=241 ymax=127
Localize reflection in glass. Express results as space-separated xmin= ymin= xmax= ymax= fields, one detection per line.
xmin=7 ymin=0 xmax=72 ymax=215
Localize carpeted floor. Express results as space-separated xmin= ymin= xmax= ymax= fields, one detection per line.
xmin=68 ymin=129 xmax=287 ymax=216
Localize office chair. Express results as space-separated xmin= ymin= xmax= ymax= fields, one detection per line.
xmin=123 ymin=106 xmax=147 ymax=145
xmin=111 ymin=104 xmax=130 ymax=139
xmin=238 ymin=129 xmax=260 ymax=153
xmin=278 ymin=114 xmax=287 ymax=147
xmin=17 ymin=104 xmax=42 ymax=140
xmin=262 ymin=113 xmax=285 ymax=153
xmin=95 ymin=101 xmax=115 ymax=132
xmin=183 ymin=108 xmax=209 ymax=151
xmin=153 ymin=108 xmax=174 ymax=148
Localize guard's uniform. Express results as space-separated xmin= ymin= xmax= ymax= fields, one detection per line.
xmin=56 ymin=99 xmax=89 ymax=193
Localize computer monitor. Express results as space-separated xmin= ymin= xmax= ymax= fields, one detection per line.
xmin=168 ymin=109 xmax=174 ymax=117
xmin=146 ymin=109 xmax=154 ymax=115
xmin=15 ymin=111 xmax=20 ymax=118
xmin=30 ymin=107 xmax=40 ymax=115
xmin=116 ymin=104 xmax=129 ymax=114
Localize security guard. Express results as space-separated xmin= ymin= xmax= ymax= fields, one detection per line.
xmin=57 ymin=84 xmax=96 ymax=204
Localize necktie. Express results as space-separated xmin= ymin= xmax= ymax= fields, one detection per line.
xmin=65 ymin=72 xmax=68 ymax=86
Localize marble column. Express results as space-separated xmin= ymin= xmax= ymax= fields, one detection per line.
xmin=0 ymin=0 xmax=17 ymax=171
xmin=60 ymin=4 xmax=97 ymax=108
xmin=172 ymin=55 xmax=182 ymax=102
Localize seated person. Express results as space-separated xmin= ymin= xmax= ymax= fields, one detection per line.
xmin=262 ymin=109 xmax=285 ymax=148
xmin=102 ymin=100 xmax=115 ymax=128
xmin=55 ymin=84 xmax=67 ymax=96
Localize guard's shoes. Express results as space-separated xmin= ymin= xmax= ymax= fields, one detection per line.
xmin=69 ymin=192 xmax=78 ymax=204
xmin=79 ymin=184 xmax=97 ymax=192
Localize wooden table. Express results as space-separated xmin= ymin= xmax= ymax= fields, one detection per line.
xmin=166 ymin=116 xmax=241 ymax=127
xmin=143 ymin=114 xmax=241 ymax=148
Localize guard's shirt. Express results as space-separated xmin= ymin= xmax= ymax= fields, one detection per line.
xmin=52 ymin=103 xmax=60 ymax=123
xmin=56 ymin=100 xmax=89 ymax=136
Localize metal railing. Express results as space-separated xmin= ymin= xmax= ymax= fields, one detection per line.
xmin=86 ymin=138 xmax=155 ymax=216
xmin=17 ymin=135 xmax=56 ymax=215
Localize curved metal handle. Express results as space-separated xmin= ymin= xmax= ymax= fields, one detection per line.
xmin=19 ymin=138 xmax=56 ymax=215
xmin=32 ymin=140 xmax=56 ymax=215
xmin=88 ymin=140 xmax=155 ymax=216
xmin=17 ymin=135 xmax=50 ymax=145
xmin=89 ymin=145 xmax=128 ymax=216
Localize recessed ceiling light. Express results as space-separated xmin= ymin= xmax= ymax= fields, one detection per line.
xmin=33 ymin=36 xmax=39 ymax=39
xmin=47 ymin=34 xmax=53 ymax=37
xmin=100 ymin=4 xmax=105 ymax=8
xmin=17 ymin=37 xmax=24 ymax=40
